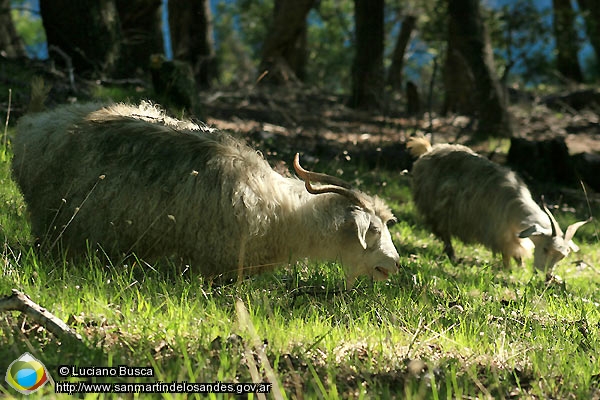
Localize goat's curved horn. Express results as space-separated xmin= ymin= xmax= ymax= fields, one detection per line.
xmin=293 ymin=153 xmax=353 ymax=188
xmin=541 ymin=196 xmax=562 ymax=237
xmin=293 ymin=153 xmax=365 ymax=207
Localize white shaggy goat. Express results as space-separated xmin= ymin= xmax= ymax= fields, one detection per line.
xmin=11 ymin=101 xmax=400 ymax=286
xmin=407 ymin=136 xmax=589 ymax=272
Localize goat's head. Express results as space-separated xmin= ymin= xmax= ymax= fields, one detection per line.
xmin=519 ymin=199 xmax=590 ymax=272
xmin=294 ymin=153 xmax=400 ymax=286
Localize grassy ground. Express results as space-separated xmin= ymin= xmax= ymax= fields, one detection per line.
xmin=1 ymin=130 xmax=599 ymax=399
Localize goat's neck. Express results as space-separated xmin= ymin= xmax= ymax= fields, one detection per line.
xmin=281 ymin=188 xmax=346 ymax=263
xmin=518 ymin=196 xmax=552 ymax=231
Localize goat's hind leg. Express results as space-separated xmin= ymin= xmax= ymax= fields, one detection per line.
xmin=501 ymin=253 xmax=511 ymax=269
xmin=441 ymin=236 xmax=457 ymax=263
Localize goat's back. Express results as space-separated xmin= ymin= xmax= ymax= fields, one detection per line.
xmin=11 ymin=102 xmax=277 ymax=274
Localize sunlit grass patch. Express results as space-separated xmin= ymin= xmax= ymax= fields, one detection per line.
xmin=0 ymin=139 xmax=599 ymax=398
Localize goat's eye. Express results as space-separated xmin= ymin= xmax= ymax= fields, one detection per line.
xmin=369 ymin=224 xmax=381 ymax=234
xmin=386 ymin=219 xmax=397 ymax=228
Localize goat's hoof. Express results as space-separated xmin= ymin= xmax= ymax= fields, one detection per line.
xmin=545 ymin=274 xmax=566 ymax=290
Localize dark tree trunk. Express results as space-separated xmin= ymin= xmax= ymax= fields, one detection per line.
xmin=552 ymin=0 xmax=583 ymax=82
xmin=444 ymin=0 xmax=512 ymax=138
xmin=576 ymin=0 xmax=600 ymax=64
xmin=259 ymin=0 xmax=315 ymax=85
xmin=40 ymin=0 xmax=121 ymax=77
xmin=349 ymin=0 xmax=384 ymax=110
xmin=168 ymin=0 xmax=216 ymax=88
xmin=507 ymin=137 xmax=575 ymax=186
xmin=115 ymin=0 xmax=163 ymax=77
xmin=387 ymin=15 xmax=416 ymax=92
xmin=0 ymin=0 xmax=27 ymax=58
xmin=406 ymin=81 xmax=421 ymax=115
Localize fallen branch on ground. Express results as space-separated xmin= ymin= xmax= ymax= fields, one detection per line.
xmin=0 ymin=289 xmax=83 ymax=344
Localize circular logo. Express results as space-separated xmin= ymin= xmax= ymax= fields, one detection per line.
xmin=5 ymin=353 xmax=50 ymax=395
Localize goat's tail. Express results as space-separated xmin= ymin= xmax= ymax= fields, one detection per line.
xmin=406 ymin=136 xmax=432 ymax=158
xmin=27 ymin=76 xmax=51 ymax=114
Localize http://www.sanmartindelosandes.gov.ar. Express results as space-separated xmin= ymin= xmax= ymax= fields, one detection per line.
xmin=5 ymin=352 xmax=53 ymax=395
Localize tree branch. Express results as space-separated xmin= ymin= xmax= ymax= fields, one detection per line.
xmin=0 ymin=289 xmax=83 ymax=344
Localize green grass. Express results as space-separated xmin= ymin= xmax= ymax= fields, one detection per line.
xmin=1 ymin=139 xmax=599 ymax=399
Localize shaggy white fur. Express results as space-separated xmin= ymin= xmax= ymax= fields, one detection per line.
xmin=408 ymin=136 xmax=588 ymax=271
xmin=12 ymin=101 xmax=400 ymax=285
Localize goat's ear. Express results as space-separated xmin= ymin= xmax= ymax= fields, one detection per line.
xmin=565 ymin=218 xmax=591 ymax=243
xmin=351 ymin=209 xmax=370 ymax=249
xmin=568 ymin=240 xmax=580 ymax=252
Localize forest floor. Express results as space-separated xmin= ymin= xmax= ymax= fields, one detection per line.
xmin=199 ymin=84 xmax=600 ymax=155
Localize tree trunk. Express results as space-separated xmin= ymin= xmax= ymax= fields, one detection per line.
xmin=115 ymin=0 xmax=163 ymax=77
xmin=387 ymin=15 xmax=416 ymax=92
xmin=552 ymin=0 xmax=583 ymax=82
xmin=406 ymin=81 xmax=421 ymax=115
xmin=259 ymin=0 xmax=315 ymax=85
xmin=349 ymin=0 xmax=384 ymax=110
xmin=168 ymin=0 xmax=216 ymax=88
xmin=40 ymin=0 xmax=121 ymax=77
xmin=576 ymin=0 xmax=600 ymax=64
xmin=444 ymin=0 xmax=512 ymax=138
xmin=0 ymin=0 xmax=27 ymax=58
